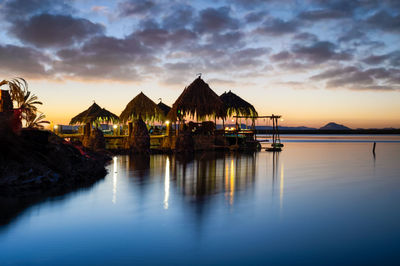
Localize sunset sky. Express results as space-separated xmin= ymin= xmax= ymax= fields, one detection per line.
xmin=0 ymin=0 xmax=399 ymax=128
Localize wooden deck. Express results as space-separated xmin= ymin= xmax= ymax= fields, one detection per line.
xmin=57 ymin=133 xmax=169 ymax=150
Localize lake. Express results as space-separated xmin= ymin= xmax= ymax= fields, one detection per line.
xmin=1 ymin=136 xmax=400 ymax=265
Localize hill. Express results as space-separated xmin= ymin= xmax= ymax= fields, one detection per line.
xmin=320 ymin=122 xmax=351 ymax=130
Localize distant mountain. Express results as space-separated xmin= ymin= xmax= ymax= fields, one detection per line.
xmin=320 ymin=122 xmax=351 ymax=130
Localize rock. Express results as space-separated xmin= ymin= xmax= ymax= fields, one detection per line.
xmin=128 ymin=117 xmax=150 ymax=154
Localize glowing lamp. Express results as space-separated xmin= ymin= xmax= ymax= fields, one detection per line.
xmin=54 ymin=125 xmax=58 ymax=129
xmin=165 ymin=120 xmax=170 ymax=125
xmin=113 ymin=125 xmax=118 ymax=129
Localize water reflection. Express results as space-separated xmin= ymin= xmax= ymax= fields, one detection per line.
xmin=164 ymin=157 xmax=170 ymax=210
xmin=112 ymin=156 xmax=118 ymax=204
xmin=173 ymin=152 xmax=256 ymax=204
xmin=2 ymin=142 xmax=400 ymax=265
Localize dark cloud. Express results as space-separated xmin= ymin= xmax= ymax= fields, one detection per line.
xmin=293 ymin=32 xmax=318 ymax=42
xmin=244 ymin=11 xmax=267 ymax=23
xmin=231 ymin=48 xmax=270 ymax=67
xmin=270 ymin=51 xmax=292 ymax=61
xmin=363 ymin=54 xmax=390 ymax=65
xmin=9 ymin=14 xmax=104 ymax=48
xmin=0 ymin=44 xmax=49 ymax=77
xmin=161 ymin=5 xmax=194 ymax=30
xmin=255 ymin=18 xmax=300 ymax=36
xmin=298 ymin=9 xmax=349 ymax=21
xmin=194 ymin=7 xmax=239 ymax=33
xmin=311 ymin=66 xmax=400 ymax=90
xmin=338 ymin=27 xmax=366 ymax=43
xmin=117 ymin=0 xmax=155 ymax=17
xmin=366 ymin=11 xmax=400 ymax=32
xmin=1 ymin=0 xmax=73 ymax=19
xmin=362 ymin=51 xmax=400 ymax=66
xmin=205 ymin=31 xmax=245 ymax=49
xmin=291 ymin=41 xmax=352 ymax=64
xmin=311 ymin=66 xmax=358 ymax=80
xmin=133 ymin=27 xmax=198 ymax=49
xmin=53 ymin=35 xmax=154 ymax=80
xmin=311 ymin=0 xmax=360 ymax=13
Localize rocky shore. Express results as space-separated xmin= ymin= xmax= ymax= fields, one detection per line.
xmin=0 ymin=121 xmax=111 ymax=197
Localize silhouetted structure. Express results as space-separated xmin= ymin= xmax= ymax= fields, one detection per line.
xmin=120 ymin=92 xmax=164 ymax=123
xmin=167 ymin=76 xmax=224 ymax=122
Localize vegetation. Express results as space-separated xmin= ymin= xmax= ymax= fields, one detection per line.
xmin=0 ymin=78 xmax=49 ymax=129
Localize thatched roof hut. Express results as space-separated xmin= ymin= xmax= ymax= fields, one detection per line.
xmin=157 ymin=101 xmax=171 ymax=117
xmin=168 ymin=77 xmax=224 ymax=121
xmin=120 ymin=92 xmax=164 ymax=123
xmin=220 ymin=90 xmax=258 ymax=117
xmin=70 ymin=102 xmax=119 ymax=125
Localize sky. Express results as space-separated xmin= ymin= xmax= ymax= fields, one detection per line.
xmin=0 ymin=0 xmax=399 ymax=128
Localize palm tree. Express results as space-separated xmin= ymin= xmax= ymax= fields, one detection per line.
xmin=1 ymin=78 xmax=47 ymax=128
xmin=26 ymin=112 xmax=49 ymax=129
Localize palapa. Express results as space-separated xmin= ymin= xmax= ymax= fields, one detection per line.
xmin=70 ymin=102 xmax=119 ymax=125
xmin=167 ymin=76 xmax=224 ymax=121
xmin=120 ymin=92 xmax=164 ymax=122
xmin=157 ymin=101 xmax=171 ymax=117
xmin=220 ymin=90 xmax=258 ymax=117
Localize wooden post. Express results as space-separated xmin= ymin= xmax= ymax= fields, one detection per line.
xmin=373 ymin=142 xmax=376 ymax=155
xmin=128 ymin=122 xmax=133 ymax=136
xmin=166 ymin=121 xmax=170 ymax=137
xmin=84 ymin=122 xmax=90 ymax=136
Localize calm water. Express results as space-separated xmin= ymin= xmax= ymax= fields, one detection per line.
xmin=1 ymin=136 xmax=400 ymax=265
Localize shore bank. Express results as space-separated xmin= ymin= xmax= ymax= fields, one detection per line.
xmin=0 ymin=126 xmax=111 ymax=197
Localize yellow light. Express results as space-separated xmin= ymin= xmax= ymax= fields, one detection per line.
xmin=231 ymin=119 xmax=234 ymax=122
xmin=113 ymin=125 xmax=117 ymax=129
xmin=54 ymin=125 xmax=58 ymax=129
xmin=165 ymin=120 xmax=170 ymax=125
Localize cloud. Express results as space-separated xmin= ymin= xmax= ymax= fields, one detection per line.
xmin=255 ymin=18 xmax=300 ymax=36
xmin=161 ymin=4 xmax=194 ymax=30
xmin=366 ymin=11 xmax=400 ymax=32
xmin=338 ymin=27 xmax=366 ymax=43
xmin=52 ymin=35 xmax=154 ymax=80
xmin=293 ymin=32 xmax=318 ymax=43
xmin=117 ymin=0 xmax=155 ymax=17
xmin=362 ymin=51 xmax=400 ymax=66
xmin=9 ymin=14 xmax=104 ymax=48
xmin=0 ymin=44 xmax=50 ymax=77
xmin=205 ymin=31 xmax=245 ymax=49
xmin=291 ymin=41 xmax=352 ymax=64
xmin=270 ymin=51 xmax=292 ymax=61
xmin=298 ymin=9 xmax=349 ymax=21
xmin=194 ymin=7 xmax=239 ymax=33
xmin=311 ymin=66 xmax=400 ymax=91
xmin=1 ymin=0 xmax=73 ymax=19
xmin=244 ymin=11 xmax=267 ymax=23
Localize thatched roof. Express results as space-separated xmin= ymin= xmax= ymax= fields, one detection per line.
xmin=120 ymin=92 xmax=164 ymax=122
xmin=220 ymin=90 xmax=258 ymax=117
xmin=70 ymin=102 xmax=119 ymax=125
xmin=157 ymin=101 xmax=171 ymax=117
xmin=168 ymin=77 xmax=224 ymax=121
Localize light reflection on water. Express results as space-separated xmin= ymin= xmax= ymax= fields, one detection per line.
xmin=1 ymin=139 xmax=400 ymax=265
